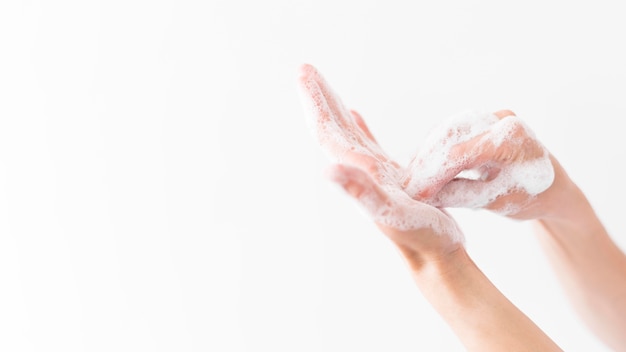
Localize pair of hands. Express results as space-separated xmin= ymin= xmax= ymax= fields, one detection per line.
xmin=298 ymin=63 xmax=561 ymax=266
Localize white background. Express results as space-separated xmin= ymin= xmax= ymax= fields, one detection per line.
xmin=1 ymin=0 xmax=626 ymax=351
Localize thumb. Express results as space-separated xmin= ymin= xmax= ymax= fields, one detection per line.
xmin=326 ymin=164 xmax=390 ymax=216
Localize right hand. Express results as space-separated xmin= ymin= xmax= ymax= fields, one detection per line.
xmin=404 ymin=109 xmax=573 ymax=221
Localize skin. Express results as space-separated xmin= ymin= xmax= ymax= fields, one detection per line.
xmin=405 ymin=109 xmax=556 ymax=219
xmin=420 ymin=110 xmax=626 ymax=350
xmin=298 ymin=63 xmax=563 ymax=351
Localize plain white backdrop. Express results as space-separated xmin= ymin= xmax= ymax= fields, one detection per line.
xmin=1 ymin=0 xmax=626 ymax=351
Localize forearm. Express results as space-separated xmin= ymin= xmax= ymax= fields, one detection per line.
xmin=400 ymin=246 xmax=562 ymax=352
xmin=533 ymin=183 xmax=626 ymax=350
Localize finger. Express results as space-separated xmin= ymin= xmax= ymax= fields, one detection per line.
xmin=336 ymin=148 xmax=405 ymax=190
xmin=447 ymin=114 xmax=543 ymax=169
xmin=299 ymin=65 xmax=357 ymax=159
xmin=405 ymin=142 xmax=488 ymax=200
xmin=351 ymin=109 xmax=378 ymax=143
xmin=350 ymin=109 xmax=398 ymax=167
xmin=430 ymin=177 xmax=529 ymax=216
xmin=326 ymin=163 xmax=391 ymax=216
xmin=299 ymin=65 xmax=347 ymax=129
xmin=298 ymin=66 xmax=331 ymax=126
xmin=403 ymin=110 xmax=498 ymax=199
xmin=299 ymin=64 xmax=362 ymax=155
xmin=301 ymin=64 xmax=359 ymax=149
xmin=494 ymin=109 xmax=516 ymax=119
xmin=303 ymin=65 xmax=391 ymax=161
xmin=299 ymin=64 xmax=396 ymax=171
xmin=406 ymin=111 xmax=523 ymax=199
xmin=328 ymin=164 xmax=464 ymax=242
xmin=306 ymin=65 xmax=356 ymax=131
xmin=427 ymin=178 xmax=501 ymax=209
xmin=415 ymin=131 xmax=509 ymax=199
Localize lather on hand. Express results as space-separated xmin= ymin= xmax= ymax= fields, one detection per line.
xmin=297 ymin=63 xmax=564 ymax=351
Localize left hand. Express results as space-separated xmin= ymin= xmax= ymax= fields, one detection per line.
xmin=298 ymin=64 xmax=464 ymax=265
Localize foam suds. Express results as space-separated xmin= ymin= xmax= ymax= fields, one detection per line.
xmin=299 ymin=64 xmax=555 ymax=239
xmin=299 ymin=64 xmax=464 ymax=243
xmin=375 ymin=185 xmax=465 ymax=243
xmin=405 ymin=109 xmax=555 ymax=215
xmin=404 ymin=110 xmax=499 ymax=196
xmin=297 ymin=65 xmax=387 ymax=165
xmin=327 ymin=164 xmax=465 ymax=243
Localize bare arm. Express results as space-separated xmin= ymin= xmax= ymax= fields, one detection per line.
xmin=416 ymin=110 xmax=626 ymax=350
xmin=404 ymin=245 xmax=561 ymax=352
xmin=326 ymin=163 xmax=562 ymax=352
xmin=298 ymin=64 xmax=562 ymax=351
xmin=532 ymin=158 xmax=626 ymax=350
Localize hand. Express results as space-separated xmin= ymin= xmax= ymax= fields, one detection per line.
xmin=297 ymin=63 xmax=400 ymax=179
xmin=404 ymin=109 xmax=562 ymax=220
xmin=298 ymin=63 xmax=463 ymax=266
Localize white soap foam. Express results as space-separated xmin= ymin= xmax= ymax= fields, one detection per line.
xmin=301 ymin=65 xmax=553 ymax=237
xmin=374 ymin=185 xmax=465 ymax=243
xmin=298 ymin=71 xmax=383 ymax=165
xmin=406 ymin=109 xmax=555 ymax=215
xmin=334 ymin=171 xmax=465 ymax=244
xmin=300 ymin=66 xmax=464 ymax=242
xmin=405 ymin=109 xmax=498 ymax=197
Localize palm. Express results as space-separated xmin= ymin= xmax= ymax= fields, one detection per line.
xmin=298 ymin=64 xmax=463 ymax=255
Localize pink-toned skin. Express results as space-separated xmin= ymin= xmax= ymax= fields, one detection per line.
xmin=298 ymin=63 xmax=562 ymax=352
xmin=416 ymin=110 xmax=626 ymax=350
xmin=405 ymin=109 xmax=556 ymax=220
xmin=299 ymin=63 xmax=626 ymax=351
xmin=298 ymin=63 xmax=463 ymax=263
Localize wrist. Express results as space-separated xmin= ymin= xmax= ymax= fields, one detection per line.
xmin=525 ymin=155 xmax=588 ymax=222
xmin=398 ymin=244 xmax=473 ymax=280
xmin=532 ymin=158 xmax=607 ymax=239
